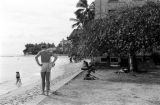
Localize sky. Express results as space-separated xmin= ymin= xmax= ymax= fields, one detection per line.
xmin=0 ymin=0 xmax=94 ymax=56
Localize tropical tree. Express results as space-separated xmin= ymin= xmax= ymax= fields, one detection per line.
xmin=70 ymin=0 xmax=95 ymax=29
xmin=68 ymin=0 xmax=95 ymax=59
xmin=83 ymin=1 xmax=160 ymax=72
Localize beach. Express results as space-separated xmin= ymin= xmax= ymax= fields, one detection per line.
xmin=0 ymin=55 xmax=83 ymax=105
xmin=37 ymin=69 xmax=160 ymax=105
xmin=2 ymin=55 xmax=160 ymax=105
xmin=0 ymin=55 xmax=69 ymax=95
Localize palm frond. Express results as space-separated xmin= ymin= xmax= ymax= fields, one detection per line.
xmin=70 ymin=18 xmax=79 ymax=22
xmin=76 ymin=0 xmax=88 ymax=8
xmin=72 ymin=22 xmax=81 ymax=29
xmin=75 ymin=9 xmax=85 ymax=21
xmin=70 ymin=0 xmax=95 ymax=29
xmin=75 ymin=9 xmax=84 ymax=15
xmin=89 ymin=2 xmax=95 ymax=10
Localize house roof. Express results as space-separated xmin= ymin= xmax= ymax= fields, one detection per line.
xmin=68 ymin=29 xmax=83 ymax=40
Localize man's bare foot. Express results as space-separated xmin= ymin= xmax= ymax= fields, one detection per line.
xmin=40 ymin=92 xmax=45 ymax=95
xmin=46 ymin=91 xmax=49 ymax=96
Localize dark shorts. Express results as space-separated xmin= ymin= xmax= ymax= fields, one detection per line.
xmin=16 ymin=77 xmax=20 ymax=79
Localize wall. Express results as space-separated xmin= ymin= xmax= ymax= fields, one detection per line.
xmin=95 ymin=0 xmax=159 ymax=19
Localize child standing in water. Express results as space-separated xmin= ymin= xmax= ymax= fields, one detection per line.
xmin=16 ymin=72 xmax=22 ymax=87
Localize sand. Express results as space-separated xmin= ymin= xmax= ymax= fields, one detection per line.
xmin=1 ymin=61 xmax=160 ymax=105
xmin=37 ymin=69 xmax=160 ymax=105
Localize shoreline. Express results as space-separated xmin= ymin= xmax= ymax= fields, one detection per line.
xmin=0 ymin=55 xmax=70 ymax=96
xmin=0 ymin=79 xmax=41 ymax=98
xmin=0 ymin=54 xmax=68 ymax=57
xmin=0 ymin=62 xmax=83 ymax=105
xmin=0 ymin=80 xmax=41 ymax=105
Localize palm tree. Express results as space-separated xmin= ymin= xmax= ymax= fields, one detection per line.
xmin=70 ymin=0 xmax=95 ymax=29
xmin=70 ymin=18 xmax=83 ymax=29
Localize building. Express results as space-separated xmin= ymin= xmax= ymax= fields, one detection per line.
xmin=94 ymin=0 xmax=160 ymax=67
xmin=59 ymin=38 xmax=71 ymax=46
xmin=95 ymin=0 xmax=159 ymax=19
xmin=58 ymin=39 xmax=71 ymax=54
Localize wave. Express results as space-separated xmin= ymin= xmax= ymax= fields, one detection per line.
xmin=0 ymin=55 xmax=25 ymax=57
xmin=0 ymin=80 xmax=10 ymax=85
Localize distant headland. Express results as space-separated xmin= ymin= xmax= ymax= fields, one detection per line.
xmin=23 ymin=40 xmax=71 ymax=55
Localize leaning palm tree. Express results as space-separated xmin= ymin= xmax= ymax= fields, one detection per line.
xmin=70 ymin=0 xmax=95 ymax=29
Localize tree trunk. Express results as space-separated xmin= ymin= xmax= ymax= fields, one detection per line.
xmin=129 ymin=54 xmax=133 ymax=72
xmin=129 ymin=53 xmax=138 ymax=72
xmin=132 ymin=54 xmax=138 ymax=72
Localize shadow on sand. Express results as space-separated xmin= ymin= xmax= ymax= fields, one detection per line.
xmin=105 ymin=69 xmax=160 ymax=85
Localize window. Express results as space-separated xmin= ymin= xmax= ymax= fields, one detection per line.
xmin=132 ymin=0 xmax=143 ymax=1
xmin=108 ymin=0 xmax=119 ymax=3
xmin=101 ymin=58 xmax=108 ymax=62
xmin=110 ymin=57 xmax=119 ymax=62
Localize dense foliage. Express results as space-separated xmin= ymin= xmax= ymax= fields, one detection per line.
xmin=69 ymin=1 xmax=160 ymax=71
xmin=23 ymin=43 xmax=55 ymax=55
xmin=56 ymin=42 xmax=71 ymax=54
xmin=69 ymin=0 xmax=95 ymax=58
xmin=70 ymin=0 xmax=95 ymax=29
xmin=84 ymin=2 xmax=160 ymax=57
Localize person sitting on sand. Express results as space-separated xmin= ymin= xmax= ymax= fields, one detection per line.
xmin=81 ymin=61 xmax=97 ymax=80
xmin=16 ymin=71 xmax=22 ymax=87
xmin=35 ymin=45 xmax=58 ymax=96
xmin=82 ymin=60 xmax=89 ymax=70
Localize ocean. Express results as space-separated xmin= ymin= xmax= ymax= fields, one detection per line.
xmin=0 ymin=55 xmax=69 ymax=95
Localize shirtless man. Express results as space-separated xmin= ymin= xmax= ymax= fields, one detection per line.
xmin=35 ymin=45 xmax=58 ymax=96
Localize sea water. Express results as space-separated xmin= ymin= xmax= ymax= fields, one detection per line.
xmin=0 ymin=55 xmax=69 ymax=95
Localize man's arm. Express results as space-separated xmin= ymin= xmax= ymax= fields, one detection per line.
xmin=52 ymin=54 xmax=58 ymax=64
xmin=35 ymin=52 xmax=42 ymax=66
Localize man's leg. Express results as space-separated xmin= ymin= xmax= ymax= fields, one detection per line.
xmin=46 ymin=72 xmax=50 ymax=95
xmin=16 ymin=78 xmax=18 ymax=84
xmin=41 ymin=72 xmax=46 ymax=95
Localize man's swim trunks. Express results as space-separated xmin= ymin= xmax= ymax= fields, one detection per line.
xmin=41 ymin=63 xmax=52 ymax=72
